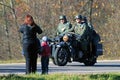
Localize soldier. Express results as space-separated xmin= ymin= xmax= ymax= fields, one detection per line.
xmin=81 ymin=16 xmax=94 ymax=31
xmin=82 ymin=16 xmax=101 ymax=57
xmin=56 ymin=15 xmax=74 ymax=61
xmin=57 ymin=15 xmax=73 ymax=35
xmin=73 ymin=15 xmax=91 ymax=57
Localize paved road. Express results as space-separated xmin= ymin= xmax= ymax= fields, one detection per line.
xmin=0 ymin=60 xmax=120 ymax=75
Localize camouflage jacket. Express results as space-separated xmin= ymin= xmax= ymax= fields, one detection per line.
xmin=57 ymin=22 xmax=73 ymax=35
xmin=73 ymin=22 xmax=91 ymax=40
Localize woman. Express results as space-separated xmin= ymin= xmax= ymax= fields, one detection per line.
xmin=19 ymin=14 xmax=42 ymax=74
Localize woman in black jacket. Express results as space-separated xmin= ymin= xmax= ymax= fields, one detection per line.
xmin=19 ymin=14 xmax=42 ymax=74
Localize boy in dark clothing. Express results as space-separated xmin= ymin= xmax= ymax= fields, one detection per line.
xmin=40 ymin=36 xmax=51 ymax=74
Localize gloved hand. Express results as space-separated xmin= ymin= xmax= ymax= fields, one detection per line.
xmin=76 ymin=35 xmax=81 ymax=41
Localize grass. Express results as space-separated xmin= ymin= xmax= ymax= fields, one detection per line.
xmin=0 ymin=56 xmax=117 ymax=64
xmin=0 ymin=73 xmax=120 ymax=80
xmin=0 ymin=58 xmax=55 ymax=64
xmin=0 ymin=58 xmax=41 ymax=64
xmin=0 ymin=59 xmax=25 ymax=64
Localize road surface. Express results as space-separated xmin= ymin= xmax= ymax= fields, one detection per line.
xmin=0 ymin=60 xmax=120 ymax=75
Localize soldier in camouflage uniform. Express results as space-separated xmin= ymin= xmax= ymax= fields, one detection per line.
xmin=82 ymin=16 xmax=101 ymax=57
xmin=56 ymin=15 xmax=74 ymax=61
xmin=73 ymin=15 xmax=91 ymax=56
xmin=57 ymin=15 xmax=73 ymax=35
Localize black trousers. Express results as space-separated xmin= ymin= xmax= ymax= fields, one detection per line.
xmin=41 ymin=56 xmax=49 ymax=74
xmin=23 ymin=43 xmax=38 ymax=74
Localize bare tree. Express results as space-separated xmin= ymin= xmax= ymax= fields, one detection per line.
xmin=89 ymin=0 xmax=93 ymax=24
xmin=10 ymin=0 xmax=21 ymax=42
xmin=1 ymin=0 xmax=11 ymax=59
xmin=59 ymin=0 xmax=63 ymax=14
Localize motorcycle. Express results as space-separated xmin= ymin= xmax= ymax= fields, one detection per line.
xmin=50 ymin=32 xmax=103 ymax=66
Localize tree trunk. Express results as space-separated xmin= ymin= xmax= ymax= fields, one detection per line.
xmin=89 ymin=0 xmax=93 ymax=24
xmin=2 ymin=0 xmax=11 ymax=59
xmin=10 ymin=0 xmax=21 ymax=42
xmin=59 ymin=0 xmax=63 ymax=14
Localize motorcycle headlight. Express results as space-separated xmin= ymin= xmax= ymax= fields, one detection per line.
xmin=63 ymin=35 xmax=69 ymax=42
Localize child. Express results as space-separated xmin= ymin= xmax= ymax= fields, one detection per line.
xmin=40 ymin=36 xmax=51 ymax=74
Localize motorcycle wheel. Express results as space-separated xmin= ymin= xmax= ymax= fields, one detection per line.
xmin=52 ymin=58 xmax=57 ymax=65
xmin=54 ymin=47 xmax=68 ymax=66
xmin=84 ymin=58 xmax=96 ymax=66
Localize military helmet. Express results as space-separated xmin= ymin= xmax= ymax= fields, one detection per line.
xmin=75 ymin=15 xmax=82 ymax=19
xmin=82 ymin=16 xmax=87 ymax=20
xmin=82 ymin=16 xmax=87 ymax=22
xmin=59 ymin=15 xmax=66 ymax=20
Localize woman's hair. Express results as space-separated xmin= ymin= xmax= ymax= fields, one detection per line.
xmin=24 ymin=14 xmax=35 ymax=26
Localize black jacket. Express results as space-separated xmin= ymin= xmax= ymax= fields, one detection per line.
xmin=19 ymin=24 xmax=42 ymax=44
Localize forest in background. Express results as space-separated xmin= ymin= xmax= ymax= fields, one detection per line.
xmin=0 ymin=0 xmax=120 ymax=61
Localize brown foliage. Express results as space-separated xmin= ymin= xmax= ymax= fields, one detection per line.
xmin=0 ymin=0 xmax=120 ymax=60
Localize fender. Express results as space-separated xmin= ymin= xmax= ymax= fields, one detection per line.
xmin=96 ymin=43 xmax=103 ymax=56
xmin=52 ymin=42 xmax=68 ymax=58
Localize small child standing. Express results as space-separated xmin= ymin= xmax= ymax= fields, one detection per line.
xmin=40 ymin=36 xmax=51 ymax=74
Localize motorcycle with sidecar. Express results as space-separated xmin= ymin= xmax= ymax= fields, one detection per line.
xmin=50 ymin=32 xmax=103 ymax=66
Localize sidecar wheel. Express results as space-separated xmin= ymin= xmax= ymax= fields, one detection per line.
xmin=54 ymin=47 xmax=68 ymax=66
xmin=84 ymin=61 xmax=95 ymax=66
xmin=84 ymin=58 xmax=96 ymax=66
